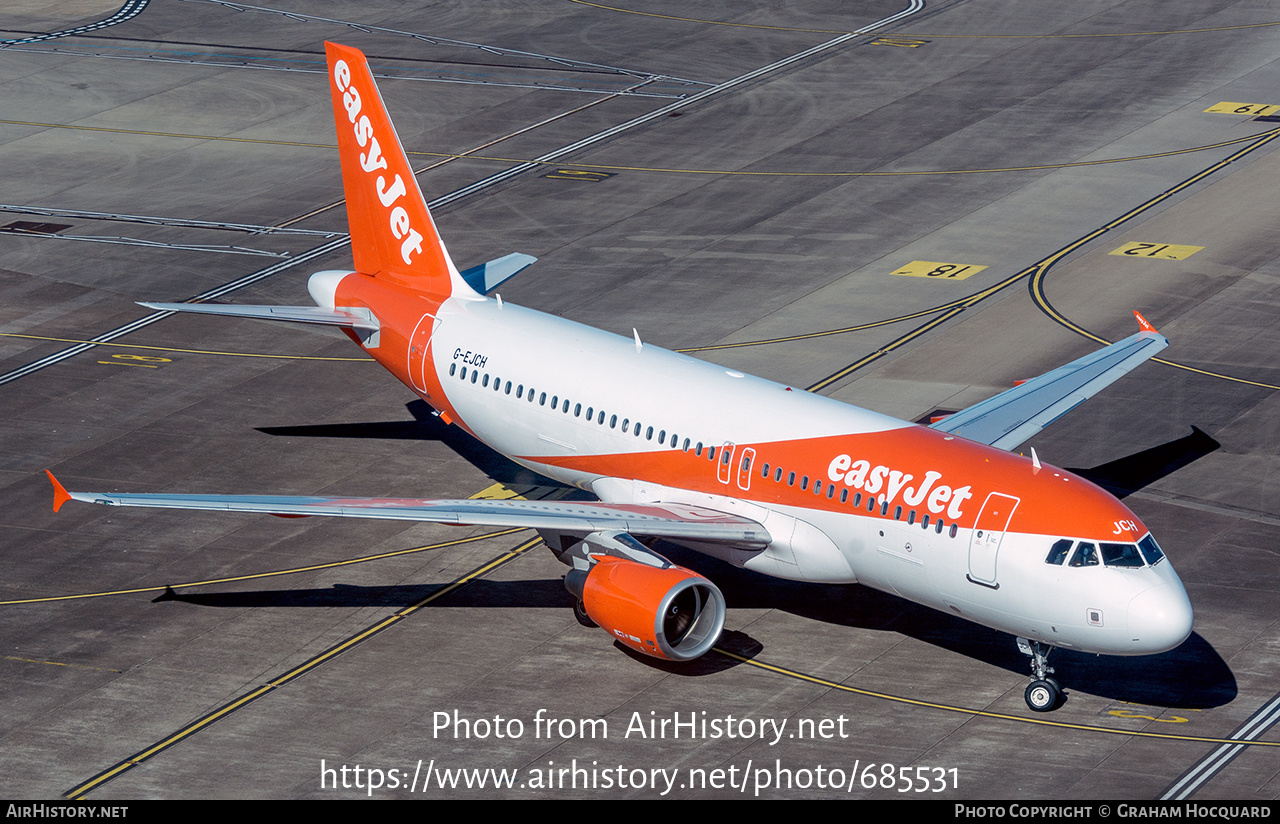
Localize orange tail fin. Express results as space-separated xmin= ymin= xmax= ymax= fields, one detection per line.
xmin=325 ymin=42 xmax=474 ymax=298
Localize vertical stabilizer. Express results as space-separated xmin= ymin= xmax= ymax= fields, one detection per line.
xmin=325 ymin=42 xmax=476 ymax=298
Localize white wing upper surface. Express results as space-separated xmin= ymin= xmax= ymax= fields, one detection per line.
xmin=929 ymin=326 xmax=1168 ymax=450
xmin=48 ymin=475 xmax=770 ymax=548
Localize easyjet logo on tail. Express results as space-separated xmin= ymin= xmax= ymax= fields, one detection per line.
xmin=331 ymin=57 xmax=425 ymax=267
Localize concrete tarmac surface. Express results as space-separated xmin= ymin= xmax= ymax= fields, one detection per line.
xmin=1 ymin=0 xmax=1278 ymax=800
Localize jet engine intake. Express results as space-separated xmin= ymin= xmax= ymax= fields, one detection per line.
xmin=579 ymin=556 xmax=726 ymax=661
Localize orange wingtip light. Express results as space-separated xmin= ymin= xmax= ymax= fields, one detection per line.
xmin=1134 ymin=310 xmax=1159 ymax=333
xmin=46 ymin=470 xmax=72 ymax=513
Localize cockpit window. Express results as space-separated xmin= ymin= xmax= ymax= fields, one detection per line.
xmin=1069 ymin=542 xmax=1098 ymax=567
xmin=1100 ymin=542 xmax=1145 ymax=568
xmin=1053 ymin=537 xmax=1160 ymax=569
xmin=1045 ymin=539 xmax=1073 ymax=565
xmin=1138 ymin=535 xmax=1165 ymax=566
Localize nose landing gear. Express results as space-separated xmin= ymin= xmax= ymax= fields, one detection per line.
xmin=1017 ymin=637 xmax=1061 ymax=712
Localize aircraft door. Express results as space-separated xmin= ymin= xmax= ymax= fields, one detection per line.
xmin=967 ymin=492 xmax=1019 ymax=588
xmin=717 ymin=442 xmax=736 ymax=485
xmin=408 ymin=312 xmax=439 ymax=395
xmin=736 ymin=447 xmax=756 ymax=491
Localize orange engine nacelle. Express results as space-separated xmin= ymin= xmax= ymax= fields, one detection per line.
xmin=580 ymin=556 xmax=726 ymax=661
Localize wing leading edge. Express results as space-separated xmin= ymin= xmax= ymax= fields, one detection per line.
xmin=930 ymin=313 xmax=1168 ymax=450
xmin=45 ymin=472 xmax=770 ymax=549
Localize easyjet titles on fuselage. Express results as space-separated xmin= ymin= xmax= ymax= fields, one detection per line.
xmin=827 ymin=453 xmax=974 ymax=519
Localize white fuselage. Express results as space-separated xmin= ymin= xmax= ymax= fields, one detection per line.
xmin=414 ymin=292 xmax=1193 ymax=657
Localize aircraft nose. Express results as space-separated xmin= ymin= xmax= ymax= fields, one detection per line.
xmin=1127 ymin=581 xmax=1193 ymax=653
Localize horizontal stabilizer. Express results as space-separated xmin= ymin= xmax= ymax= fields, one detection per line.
xmin=47 ymin=477 xmax=771 ymax=549
xmin=930 ymin=323 xmax=1168 ymax=450
xmin=138 ymin=302 xmax=380 ymax=332
xmin=459 ymin=253 xmax=536 ymax=294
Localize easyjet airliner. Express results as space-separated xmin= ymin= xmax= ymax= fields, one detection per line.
xmin=47 ymin=43 xmax=1193 ymax=712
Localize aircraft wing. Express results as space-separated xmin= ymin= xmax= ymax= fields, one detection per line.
xmin=137 ymin=255 xmax=535 ymax=326
xmin=46 ymin=473 xmax=770 ymax=549
xmin=137 ymin=302 xmax=380 ymax=332
xmin=929 ymin=314 xmax=1168 ymax=450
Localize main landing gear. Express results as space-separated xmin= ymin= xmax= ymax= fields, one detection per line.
xmin=1017 ymin=637 xmax=1062 ymax=712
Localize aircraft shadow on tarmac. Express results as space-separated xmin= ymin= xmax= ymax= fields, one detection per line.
xmin=1068 ymin=426 xmax=1220 ymax=499
xmin=154 ymin=548 xmax=1233 ymax=708
xmin=242 ymin=414 xmax=1232 ymax=706
xmin=256 ymin=400 xmax=571 ymax=490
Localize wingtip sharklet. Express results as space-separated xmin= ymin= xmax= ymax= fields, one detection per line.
xmin=46 ymin=470 xmax=72 ymax=513
xmin=1133 ymin=310 xmax=1159 ymax=334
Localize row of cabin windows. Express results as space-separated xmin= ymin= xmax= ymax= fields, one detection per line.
xmin=448 ymin=363 xmax=723 ymax=460
xmin=450 ymin=363 xmax=959 ymax=538
xmin=754 ymin=458 xmax=960 ymax=538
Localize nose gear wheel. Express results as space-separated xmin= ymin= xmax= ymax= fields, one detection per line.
xmin=1018 ymin=637 xmax=1062 ymax=712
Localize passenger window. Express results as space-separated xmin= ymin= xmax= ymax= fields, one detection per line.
xmin=482 ymin=374 xmax=489 ymax=388
xmin=505 ymin=381 xmax=512 ymax=394
xmin=708 ymin=446 xmax=716 ymax=461
xmin=787 ymin=472 xmax=795 ymax=486
xmin=563 ymin=400 xmax=570 ymax=413
xmin=516 ymin=384 xmax=523 ymax=399
xmin=800 ymin=475 xmax=808 ymax=490
xmin=471 ymin=370 xmax=479 ymax=384
xmin=574 ymin=403 xmax=581 ymax=417
xmin=460 ymin=366 xmax=467 ymax=380
xmin=1069 ymin=542 xmax=1098 ymax=567
xmin=610 ymin=415 xmax=617 ymax=429
xmin=839 ymin=489 xmax=847 ymax=503
xmin=1045 ymin=539 xmax=1073 ymax=566
xmin=774 ymin=467 xmax=782 ymax=482
xmin=449 ymin=363 xmax=457 ymax=376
